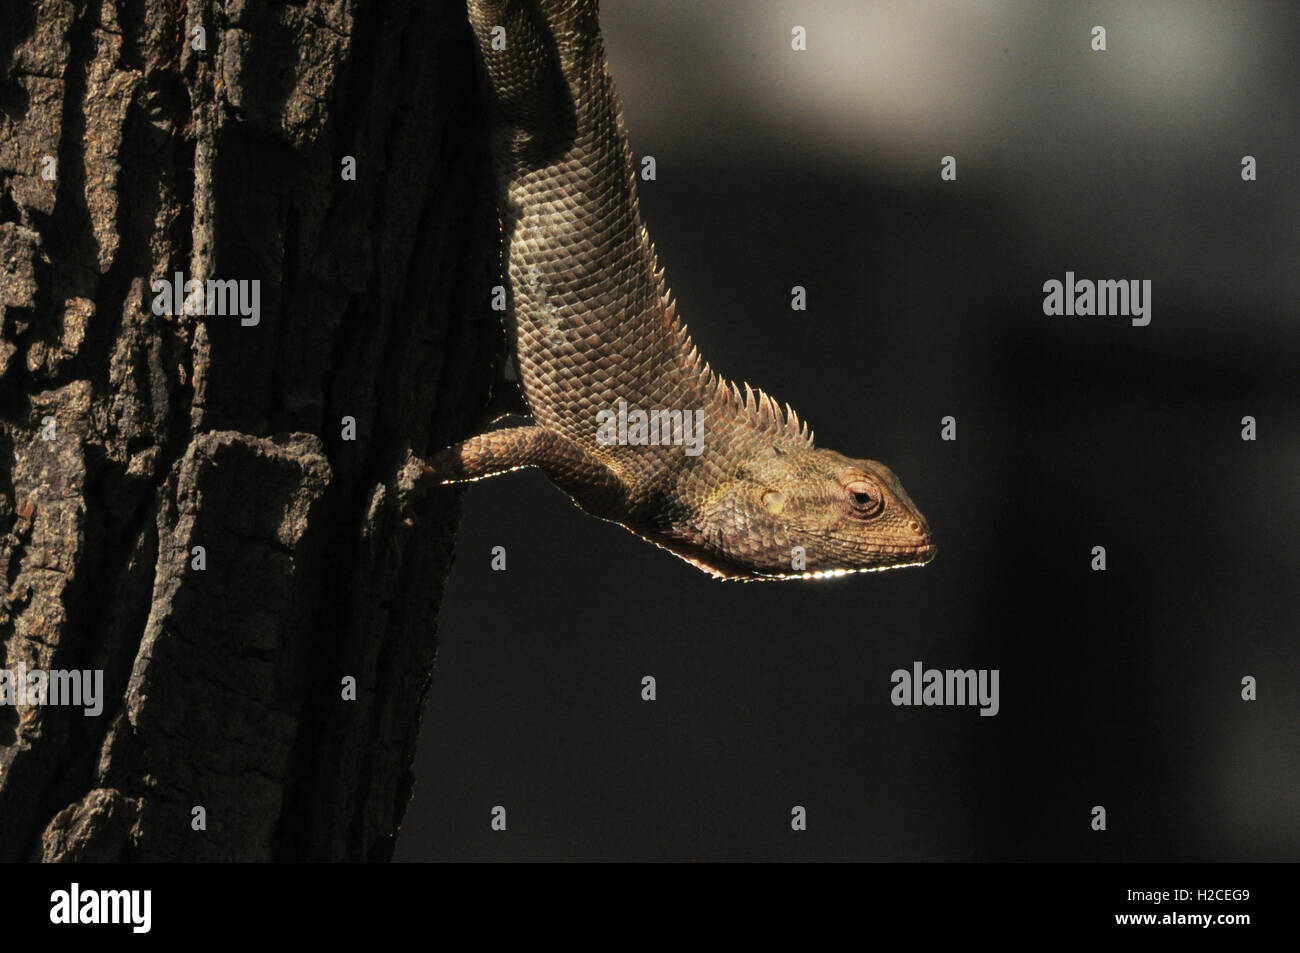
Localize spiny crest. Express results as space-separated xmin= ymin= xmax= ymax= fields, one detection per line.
xmin=649 ymin=237 xmax=814 ymax=448
xmin=726 ymin=378 xmax=815 ymax=447
xmin=657 ymin=307 xmax=814 ymax=450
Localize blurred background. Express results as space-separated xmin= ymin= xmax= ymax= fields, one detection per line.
xmin=398 ymin=0 xmax=1299 ymax=860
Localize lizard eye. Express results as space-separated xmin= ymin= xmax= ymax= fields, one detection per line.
xmin=845 ymin=480 xmax=884 ymax=518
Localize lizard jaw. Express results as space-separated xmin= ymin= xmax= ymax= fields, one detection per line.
xmin=641 ymin=528 xmax=937 ymax=582
xmin=733 ymin=553 xmax=937 ymax=583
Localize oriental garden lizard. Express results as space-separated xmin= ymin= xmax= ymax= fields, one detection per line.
xmin=405 ymin=0 xmax=935 ymax=581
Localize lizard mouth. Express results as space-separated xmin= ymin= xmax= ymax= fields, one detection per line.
xmin=866 ymin=541 xmax=936 ymax=569
xmin=854 ymin=540 xmax=937 ymax=562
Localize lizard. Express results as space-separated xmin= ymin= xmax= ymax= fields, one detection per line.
xmin=407 ymin=0 xmax=935 ymax=582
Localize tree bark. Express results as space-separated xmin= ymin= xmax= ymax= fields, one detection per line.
xmin=0 ymin=0 xmax=497 ymax=860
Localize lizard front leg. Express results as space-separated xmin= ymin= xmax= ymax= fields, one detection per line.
xmin=403 ymin=426 xmax=629 ymax=518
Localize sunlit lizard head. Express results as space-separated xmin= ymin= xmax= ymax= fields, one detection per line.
xmin=646 ymin=445 xmax=936 ymax=582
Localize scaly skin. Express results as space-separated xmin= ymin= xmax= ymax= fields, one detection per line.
xmin=421 ymin=0 xmax=934 ymax=581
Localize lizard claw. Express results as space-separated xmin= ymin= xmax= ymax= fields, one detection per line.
xmin=394 ymin=452 xmax=439 ymax=516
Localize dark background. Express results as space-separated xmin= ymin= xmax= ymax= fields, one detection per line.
xmin=397 ymin=1 xmax=1299 ymax=860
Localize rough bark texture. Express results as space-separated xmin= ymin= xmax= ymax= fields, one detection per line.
xmin=0 ymin=0 xmax=497 ymax=860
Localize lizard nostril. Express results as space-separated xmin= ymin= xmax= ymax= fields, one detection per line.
xmin=908 ymin=521 xmax=921 ymax=533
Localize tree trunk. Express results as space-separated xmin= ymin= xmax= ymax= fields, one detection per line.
xmin=0 ymin=0 xmax=496 ymax=861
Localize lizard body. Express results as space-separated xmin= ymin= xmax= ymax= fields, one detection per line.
xmin=425 ymin=0 xmax=934 ymax=581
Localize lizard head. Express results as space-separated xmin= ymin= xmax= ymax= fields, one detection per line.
xmin=655 ymin=445 xmax=935 ymax=581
